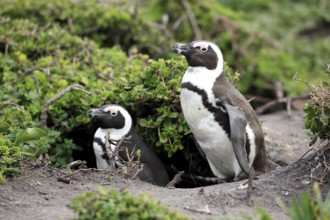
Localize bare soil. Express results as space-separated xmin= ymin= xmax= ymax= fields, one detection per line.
xmin=1 ymin=111 xmax=329 ymax=220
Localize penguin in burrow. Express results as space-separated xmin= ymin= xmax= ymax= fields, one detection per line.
xmin=88 ymin=104 xmax=170 ymax=186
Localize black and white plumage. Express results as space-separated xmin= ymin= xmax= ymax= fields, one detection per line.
xmin=172 ymin=41 xmax=268 ymax=180
xmin=88 ymin=104 xmax=169 ymax=186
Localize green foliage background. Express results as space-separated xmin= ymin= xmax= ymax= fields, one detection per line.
xmin=0 ymin=0 xmax=329 ymax=180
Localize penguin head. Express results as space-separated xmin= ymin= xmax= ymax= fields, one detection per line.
xmin=172 ymin=40 xmax=224 ymax=71
xmin=87 ymin=104 xmax=133 ymax=134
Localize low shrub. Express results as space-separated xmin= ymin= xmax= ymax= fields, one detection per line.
xmin=0 ymin=18 xmax=200 ymax=178
xmin=0 ymin=105 xmax=47 ymax=183
xmin=303 ymin=65 xmax=330 ymax=145
xmin=69 ymin=186 xmax=190 ymax=220
xmin=286 ymin=184 xmax=330 ymax=220
xmin=0 ymin=0 xmax=161 ymax=54
xmin=0 ymin=18 xmax=149 ymax=168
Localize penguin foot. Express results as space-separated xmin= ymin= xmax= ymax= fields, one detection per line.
xmin=216 ymin=177 xmax=233 ymax=184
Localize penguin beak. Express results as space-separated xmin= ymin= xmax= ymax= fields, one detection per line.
xmin=87 ymin=108 xmax=103 ymax=118
xmin=172 ymin=43 xmax=192 ymax=55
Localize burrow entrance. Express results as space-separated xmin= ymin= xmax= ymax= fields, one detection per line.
xmin=69 ymin=123 xmax=220 ymax=188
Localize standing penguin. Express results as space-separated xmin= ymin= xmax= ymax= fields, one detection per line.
xmin=172 ymin=40 xmax=268 ymax=180
xmin=88 ymin=104 xmax=169 ymax=186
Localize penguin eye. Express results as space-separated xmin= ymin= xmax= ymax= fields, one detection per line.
xmin=110 ymin=111 xmax=118 ymax=117
xmin=200 ymin=47 xmax=208 ymax=52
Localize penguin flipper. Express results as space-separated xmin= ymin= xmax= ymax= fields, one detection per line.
xmin=223 ymin=102 xmax=250 ymax=175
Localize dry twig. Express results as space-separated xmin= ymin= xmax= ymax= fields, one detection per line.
xmin=40 ymin=84 xmax=91 ymax=128
xmin=67 ymin=160 xmax=87 ymax=170
xmin=84 ymin=47 xmax=111 ymax=80
xmin=123 ymin=145 xmax=142 ymax=179
xmin=57 ymin=176 xmax=72 ymax=184
xmin=131 ymin=164 xmax=144 ymax=180
xmin=0 ymin=17 xmax=11 ymax=25
xmin=104 ymin=132 xmax=115 ymax=169
xmin=114 ymin=135 xmax=132 ymax=162
xmin=302 ymin=145 xmax=330 ymax=183
xmin=180 ymin=0 xmax=202 ymax=39
xmin=255 ymin=94 xmax=310 ymax=115
xmin=166 ymin=171 xmax=184 ymax=188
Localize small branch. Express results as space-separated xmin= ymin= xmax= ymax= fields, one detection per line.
xmin=184 ymin=205 xmax=211 ymax=215
xmin=131 ymin=164 xmax=144 ymax=180
xmin=244 ymin=95 xmax=272 ymax=104
xmin=286 ymin=97 xmax=292 ymax=116
xmin=104 ymin=132 xmax=116 ymax=169
xmin=274 ymin=81 xmax=284 ymax=100
xmin=0 ymin=100 xmax=20 ymax=107
xmin=255 ymin=94 xmax=310 ymax=114
xmin=172 ymin=15 xmax=187 ymax=31
xmin=84 ymin=47 xmax=111 ymax=80
xmin=57 ymin=176 xmax=73 ymax=184
xmin=123 ymin=145 xmax=140 ymax=178
xmin=166 ymin=171 xmax=184 ymax=188
xmin=40 ymin=84 xmax=91 ymax=128
xmin=57 ymin=167 xmax=96 ymax=184
xmin=114 ymin=135 xmax=132 ymax=159
xmin=0 ymin=17 xmax=11 ymax=25
xmin=323 ymin=64 xmax=330 ymax=73
xmin=180 ymin=0 xmax=202 ymax=39
xmin=293 ymin=74 xmax=314 ymax=91
xmin=67 ymin=160 xmax=87 ymax=170
xmin=297 ymin=147 xmax=315 ymax=161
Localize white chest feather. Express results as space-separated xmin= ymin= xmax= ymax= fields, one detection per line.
xmin=182 ymin=67 xmax=220 ymax=106
xmin=180 ymin=88 xmax=241 ymax=178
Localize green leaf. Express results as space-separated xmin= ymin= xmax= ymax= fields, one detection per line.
xmin=169 ymin=112 xmax=179 ymax=118
xmin=304 ymin=117 xmax=311 ymax=128
xmin=309 ymin=135 xmax=318 ymax=146
xmin=15 ymin=128 xmax=47 ymax=144
xmin=0 ymin=122 xmax=10 ymax=133
xmin=34 ymin=70 xmax=47 ymax=84
xmin=322 ymin=81 xmax=329 ymax=87
xmin=158 ymin=129 xmax=167 ymax=144
xmin=138 ymin=118 xmax=148 ymax=127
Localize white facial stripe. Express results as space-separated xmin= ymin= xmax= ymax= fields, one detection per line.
xmin=104 ymin=106 xmax=118 ymax=113
xmin=189 ymin=41 xmax=224 ymax=74
xmin=193 ymin=42 xmax=209 ymax=50
xmin=181 ymin=42 xmax=226 ymax=107
xmin=96 ymin=105 xmax=133 ymax=140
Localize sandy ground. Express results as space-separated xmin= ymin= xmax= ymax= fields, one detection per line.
xmin=1 ymin=111 xmax=329 ymax=220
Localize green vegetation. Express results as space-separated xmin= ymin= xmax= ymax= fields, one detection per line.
xmin=69 ymin=186 xmax=190 ymax=220
xmin=303 ymin=65 xmax=330 ymax=145
xmin=216 ymin=184 xmax=330 ymax=220
xmin=0 ymin=0 xmax=158 ymax=53
xmin=0 ymin=18 xmax=148 ymax=168
xmin=286 ymin=184 xmax=330 ymax=220
xmin=0 ymin=104 xmax=47 ymax=183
